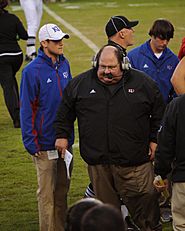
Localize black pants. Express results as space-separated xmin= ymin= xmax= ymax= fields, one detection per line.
xmin=0 ymin=54 xmax=23 ymax=123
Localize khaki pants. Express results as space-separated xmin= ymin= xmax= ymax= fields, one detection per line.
xmin=88 ymin=162 xmax=161 ymax=231
xmin=32 ymin=149 xmax=73 ymax=231
xmin=172 ymin=183 xmax=185 ymax=231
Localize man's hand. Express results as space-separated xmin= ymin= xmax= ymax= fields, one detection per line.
xmin=148 ymin=142 xmax=157 ymax=161
xmin=34 ymin=151 xmax=42 ymax=157
xmin=153 ymin=176 xmax=169 ymax=193
xmin=55 ymin=138 xmax=68 ymax=158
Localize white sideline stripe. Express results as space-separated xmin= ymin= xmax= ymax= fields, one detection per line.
xmin=43 ymin=4 xmax=99 ymax=53
xmin=128 ymin=3 xmax=159 ymax=7
xmin=177 ymin=27 xmax=185 ymax=31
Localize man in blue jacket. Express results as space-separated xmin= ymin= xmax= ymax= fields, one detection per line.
xmin=20 ymin=23 xmax=74 ymax=231
xmin=128 ymin=19 xmax=179 ymax=104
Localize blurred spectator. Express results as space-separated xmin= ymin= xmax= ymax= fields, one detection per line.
xmin=65 ymin=198 xmax=103 ymax=231
xmin=0 ymin=0 xmax=28 ymax=128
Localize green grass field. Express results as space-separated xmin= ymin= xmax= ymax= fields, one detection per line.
xmin=1 ymin=0 xmax=185 ymax=230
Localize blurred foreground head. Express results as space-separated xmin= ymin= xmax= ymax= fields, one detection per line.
xmin=0 ymin=0 xmax=8 ymax=9
xmin=81 ymin=204 xmax=125 ymax=231
xmin=65 ymin=198 xmax=103 ymax=231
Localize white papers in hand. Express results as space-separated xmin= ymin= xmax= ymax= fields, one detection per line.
xmin=64 ymin=150 xmax=73 ymax=179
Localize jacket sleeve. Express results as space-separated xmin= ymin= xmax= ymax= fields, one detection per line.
xmin=154 ymin=101 xmax=177 ymax=179
xmin=54 ymin=80 xmax=77 ymax=139
xmin=15 ymin=15 xmax=28 ymax=40
xmin=149 ymin=81 xmax=165 ymax=143
xmin=20 ymin=68 xmax=40 ymax=155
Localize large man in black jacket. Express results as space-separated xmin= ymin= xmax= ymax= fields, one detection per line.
xmin=154 ymin=95 xmax=185 ymax=230
xmin=55 ymin=45 xmax=164 ymax=231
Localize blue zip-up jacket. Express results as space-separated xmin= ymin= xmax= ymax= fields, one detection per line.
xmin=20 ymin=48 xmax=74 ymax=155
xmin=128 ymin=40 xmax=179 ymax=104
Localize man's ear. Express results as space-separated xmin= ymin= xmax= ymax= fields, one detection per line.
xmin=41 ymin=40 xmax=48 ymax=48
xmin=119 ymin=29 xmax=126 ymax=39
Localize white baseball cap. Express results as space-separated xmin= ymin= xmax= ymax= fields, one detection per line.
xmin=39 ymin=23 xmax=69 ymax=42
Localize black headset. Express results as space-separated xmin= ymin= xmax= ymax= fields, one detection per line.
xmin=91 ymin=45 xmax=131 ymax=71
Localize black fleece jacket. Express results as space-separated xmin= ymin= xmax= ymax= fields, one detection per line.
xmin=0 ymin=9 xmax=28 ymax=54
xmin=55 ymin=68 xmax=165 ymax=166
xmin=155 ymin=94 xmax=185 ymax=182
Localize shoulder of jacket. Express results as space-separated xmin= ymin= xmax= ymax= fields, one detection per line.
xmin=22 ymin=59 xmax=44 ymax=77
xmin=165 ymin=47 xmax=178 ymax=60
xmin=74 ymin=68 xmax=93 ymax=80
xmin=174 ymin=95 xmax=185 ymax=106
xmin=59 ymin=55 xmax=69 ymax=63
xmin=8 ymin=12 xmax=19 ymax=20
xmin=128 ymin=46 xmax=140 ymax=55
xmin=128 ymin=42 xmax=147 ymax=56
xmin=69 ymin=69 xmax=94 ymax=87
xmin=129 ymin=68 xmax=157 ymax=87
xmin=129 ymin=68 xmax=149 ymax=78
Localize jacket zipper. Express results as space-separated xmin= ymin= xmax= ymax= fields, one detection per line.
xmin=55 ymin=65 xmax=63 ymax=97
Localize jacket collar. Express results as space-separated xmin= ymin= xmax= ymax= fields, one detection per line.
xmin=107 ymin=40 xmax=127 ymax=57
xmin=37 ymin=48 xmax=65 ymax=65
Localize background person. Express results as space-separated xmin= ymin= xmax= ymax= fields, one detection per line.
xmin=20 ymin=23 xmax=74 ymax=231
xmin=153 ymin=94 xmax=185 ymax=230
xmin=20 ymin=0 xmax=43 ymax=61
xmin=105 ymin=15 xmax=139 ymax=56
xmin=128 ymin=19 xmax=179 ymax=105
xmin=54 ymin=45 xmax=165 ymax=231
xmin=0 ymin=0 xmax=28 ymax=128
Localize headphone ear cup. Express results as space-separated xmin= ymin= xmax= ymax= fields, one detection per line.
xmin=122 ymin=56 xmax=131 ymax=70
xmin=92 ymin=54 xmax=97 ymax=68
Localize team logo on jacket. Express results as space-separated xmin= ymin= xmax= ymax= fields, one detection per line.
xmin=90 ymin=89 xmax=96 ymax=94
xmin=63 ymin=72 xmax=68 ymax=78
xmin=128 ymin=88 xmax=135 ymax=93
xmin=167 ymin=65 xmax=173 ymax=70
xmin=47 ymin=78 xmax=52 ymax=83
xmin=158 ymin=125 xmax=163 ymax=132
xmin=143 ymin=64 xmax=149 ymax=68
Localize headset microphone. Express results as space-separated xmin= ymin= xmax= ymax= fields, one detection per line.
xmin=103 ymin=73 xmax=123 ymax=79
xmin=106 ymin=73 xmax=113 ymax=79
